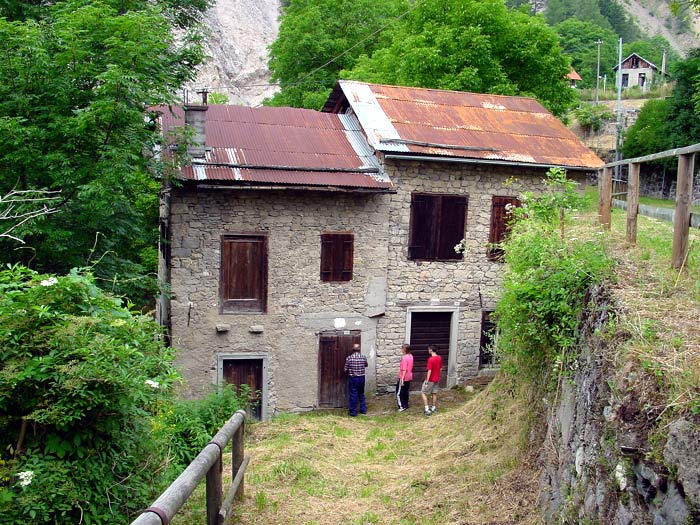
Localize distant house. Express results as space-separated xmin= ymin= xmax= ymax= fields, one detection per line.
xmin=566 ymin=68 xmax=582 ymax=88
xmin=613 ymin=53 xmax=668 ymax=91
xmin=155 ymin=81 xmax=603 ymax=418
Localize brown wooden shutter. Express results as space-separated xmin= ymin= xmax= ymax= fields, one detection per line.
xmin=320 ymin=233 xmax=353 ymax=282
xmin=409 ymin=194 xmax=438 ymax=260
xmin=488 ymin=196 xmax=520 ymax=261
xmin=221 ymin=235 xmax=267 ymax=312
xmin=436 ymin=195 xmax=467 ymax=260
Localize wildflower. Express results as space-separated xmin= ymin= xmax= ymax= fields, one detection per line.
xmin=17 ymin=471 xmax=33 ymax=487
xmin=145 ymin=380 xmax=160 ymax=389
xmin=39 ymin=277 xmax=58 ymax=287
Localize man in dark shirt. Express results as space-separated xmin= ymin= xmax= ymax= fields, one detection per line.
xmin=344 ymin=343 xmax=368 ymax=416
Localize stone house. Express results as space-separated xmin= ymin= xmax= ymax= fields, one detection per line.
xmin=156 ymin=81 xmax=602 ymax=418
xmin=613 ymin=52 xmax=668 ymax=91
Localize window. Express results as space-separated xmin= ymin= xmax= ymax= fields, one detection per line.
xmin=622 ymin=73 xmax=629 ymax=88
xmin=638 ymin=73 xmax=646 ymax=87
xmin=220 ymin=234 xmax=267 ymax=313
xmin=479 ymin=310 xmax=498 ymax=369
xmin=488 ymin=195 xmax=521 ymax=261
xmin=320 ymin=233 xmax=353 ymax=282
xmin=408 ymin=193 xmax=467 ymax=260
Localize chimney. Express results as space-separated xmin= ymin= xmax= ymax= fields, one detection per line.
xmin=184 ymin=89 xmax=209 ymax=158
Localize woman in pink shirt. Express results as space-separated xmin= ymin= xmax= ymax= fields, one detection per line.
xmin=396 ymin=344 xmax=414 ymax=412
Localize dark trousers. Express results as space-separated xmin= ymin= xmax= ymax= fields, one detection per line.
xmin=348 ymin=375 xmax=367 ymax=416
xmin=395 ymin=380 xmax=411 ymax=409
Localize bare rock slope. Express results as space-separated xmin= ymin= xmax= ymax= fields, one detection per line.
xmin=192 ymin=0 xmax=280 ymax=106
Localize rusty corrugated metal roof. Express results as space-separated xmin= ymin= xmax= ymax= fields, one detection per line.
xmin=325 ymin=81 xmax=603 ymax=170
xmin=156 ymin=105 xmax=392 ymax=190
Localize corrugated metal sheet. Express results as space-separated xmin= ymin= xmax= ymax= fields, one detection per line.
xmin=156 ymin=104 xmax=392 ymax=190
xmin=331 ymin=81 xmax=604 ymax=170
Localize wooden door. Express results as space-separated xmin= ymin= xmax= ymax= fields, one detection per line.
xmin=223 ymin=358 xmax=263 ymax=419
xmin=318 ymin=330 xmax=361 ymax=407
xmin=409 ymin=312 xmax=451 ymax=388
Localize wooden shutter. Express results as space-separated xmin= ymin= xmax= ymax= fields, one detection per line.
xmin=220 ymin=235 xmax=267 ymax=312
xmin=436 ymin=195 xmax=467 ymax=260
xmin=408 ymin=194 xmax=438 ymax=260
xmin=488 ymin=196 xmax=520 ymax=261
xmin=320 ymin=233 xmax=353 ymax=282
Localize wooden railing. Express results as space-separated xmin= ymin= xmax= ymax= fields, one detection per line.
xmin=598 ymin=143 xmax=700 ymax=269
xmin=131 ymin=409 xmax=249 ymax=525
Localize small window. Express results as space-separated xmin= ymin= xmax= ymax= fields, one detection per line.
xmin=622 ymin=73 xmax=629 ymax=88
xmin=638 ymin=73 xmax=646 ymax=87
xmin=220 ymin=234 xmax=267 ymax=313
xmin=408 ymin=193 xmax=467 ymax=261
xmin=488 ymin=195 xmax=521 ymax=261
xmin=320 ymin=233 xmax=353 ymax=282
xmin=479 ymin=310 xmax=498 ymax=369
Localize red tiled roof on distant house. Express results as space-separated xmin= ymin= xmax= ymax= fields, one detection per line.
xmin=155 ymin=104 xmax=392 ymax=191
xmin=323 ymin=81 xmax=603 ymax=171
xmin=566 ymin=68 xmax=582 ymax=82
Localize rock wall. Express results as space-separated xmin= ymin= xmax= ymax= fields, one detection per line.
xmin=539 ymin=285 xmax=700 ymax=524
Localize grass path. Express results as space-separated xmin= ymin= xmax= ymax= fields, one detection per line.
xmin=229 ymin=385 xmax=541 ymax=525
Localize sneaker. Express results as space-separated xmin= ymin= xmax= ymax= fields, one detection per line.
xmin=424 ymin=409 xmax=431 ymax=416
xmin=430 ymin=406 xmax=437 ymax=414
xmin=398 ymin=407 xmax=407 ymax=412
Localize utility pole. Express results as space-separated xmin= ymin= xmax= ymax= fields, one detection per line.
xmin=615 ymin=38 xmax=623 ymax=178
xmin=595 ymin=39 xmax=603 ymax=103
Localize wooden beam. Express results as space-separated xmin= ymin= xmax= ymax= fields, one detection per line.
xmin=626 ymin=162 xmax=640 ymax=244
xmin=598 ymin=167 xmax=612 ymax=229
xmin=604 ymin=142 xmax=700 ymax=169
xmin=672 ymin=153 xmax=694 ymax=268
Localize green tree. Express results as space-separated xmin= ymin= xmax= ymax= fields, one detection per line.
xmin=599 ymin=0 xmax=641 ymax=42
xmin=622 ymin=50 xmax=700 ymax=160
xmin=622 ymin=98 xmax=673 ymax=159
xmin=0 ymin=0 xmax=208 ymax=306
xmin=344 ymin=0 xmax=577 ymax=116
xmin=556 ymin=18 xmax=618 ymax=89
xmin=545 ymin=0 xmax=611 ymax=29
xmin=267 ymin=0 xmax=410 ymax=108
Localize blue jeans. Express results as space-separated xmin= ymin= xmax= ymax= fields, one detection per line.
xmin=348 ymin=375 xmax=367 ymax=416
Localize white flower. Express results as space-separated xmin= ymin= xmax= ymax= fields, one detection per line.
xmin=17 ymin=471 xmax=33 ymax=487
xmin=145 ymin=380 xmax=160 ymax=389
xmin=39 ymin=277 xmax=58 ymax=287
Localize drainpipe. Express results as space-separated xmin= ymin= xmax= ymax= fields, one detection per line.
xmin=156 ymin=181 xmax=172 ymax=345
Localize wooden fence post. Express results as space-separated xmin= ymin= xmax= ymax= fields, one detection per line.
xmin=206 ymin=451 xmax=223 ymax=525
xmin=598 ymin=166 xmax=612 ymax=229
xmin=232 ymin=418 xmax=245 ymax=500
xmin=626 ymin=162 xmax=640 ymax=244
xmin=672 ymin=153 xmax=694 ymax=268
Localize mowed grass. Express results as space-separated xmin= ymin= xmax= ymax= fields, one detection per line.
xmin=227 ymin=386 xmax=540 ymax=525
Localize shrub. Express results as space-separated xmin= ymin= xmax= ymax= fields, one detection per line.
xmin=0 ymin=265 xmax=178 ymax=523
xmin=495 ymin=169 xmax=614 ymax=386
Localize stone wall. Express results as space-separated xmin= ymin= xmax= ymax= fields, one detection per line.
xmin=374 ymin=159 xmax=560 ymax=392
xmin=539 ymin=285 xmax=700 ymax=524
xmin=168 ymin=187 xmax=389 ymax=414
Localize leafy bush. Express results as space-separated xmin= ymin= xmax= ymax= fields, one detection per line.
xmin=154 ymin=384 xmax=251 ymax=467
xmin=0 ymin=265 xmax=249 ymax=524
xmin=573 ymin=103 xmax=614 ymax=136
xmin=495 ymin=170 xmax=613 ymax=386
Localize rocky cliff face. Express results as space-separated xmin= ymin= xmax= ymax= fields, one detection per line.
xmin=539 ymin=285 xmax=700 ymax=524
xmin=190 ymin=0 xmax=280 ymax=106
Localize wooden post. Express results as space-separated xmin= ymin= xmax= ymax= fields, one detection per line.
xmin=626 ymin=162 xmax=640 ymax=244
xmin=598 ymin=166 xmax=612 ymax=229
xmin=232 ymin=418 xmax=245 ymax=500
xmin=672 ymin=153 xmax=694 ymax=268
xmin=206 ymin=453 xmax=223 ymax=525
